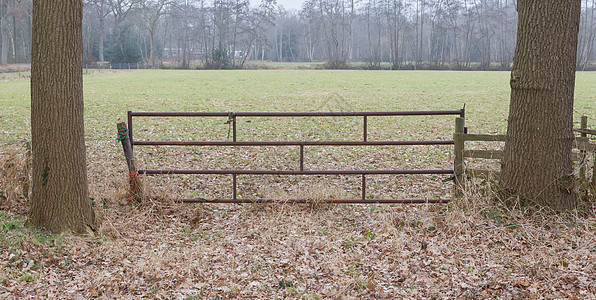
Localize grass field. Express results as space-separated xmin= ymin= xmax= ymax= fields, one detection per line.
xmin=0 ymin=70 xmax=595 ymax=298
xmin=2 ymin=70 xmax=595 ymax=199
xmin=2 ymin=69 xmax=594 ymax=137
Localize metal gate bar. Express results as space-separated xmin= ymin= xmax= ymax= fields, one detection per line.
xmin=132 ymin=140 xmax=454 ymax=146
xmin=129 ymin=110 xmax=465 ymax=117
xmin=178 ymin=198 xmax=449 ymax=204
xmin=138 ymin=169 xmax=454 ymax=175
xmin=128 ymin=109 xmax=464 ymax=204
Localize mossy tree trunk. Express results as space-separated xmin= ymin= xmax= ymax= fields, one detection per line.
xmin=29 ymin=0 xmax=95 ymax=234
xmin=500 ymin=0 xmax=581 ymax=210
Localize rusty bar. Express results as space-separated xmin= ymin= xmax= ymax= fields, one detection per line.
xmin=362 ymin=175 xmax=366 ymax=200
xmin=139 ymin=169 xmax=454 ymax=175
xmin=232 ymin=174 xmax=237 ymax=200
xmin=127 ymin=111 xmax=133 ymax=150
xmin=363 ymin=116 xmax=367 ymax=142
xmin=129 ymin=109 xmax=461 ymax=205
xmin=129 ymin=110 xmax=464 ymax=117
xmin=233 ymin=117 xmax=237 ymax=142
xmin=179 ymin=198 xmax=450 ymax=204
xmin=132 ymin=140 xmax=454 ymax=146
xmin=300 ymin=144 xmax=304 ymax=171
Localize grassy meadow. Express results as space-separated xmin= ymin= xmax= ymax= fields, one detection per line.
xmin=1 ymin=69 xmax=594 ymax=139
xmin=2 ymin=70 xmax=595 ymax=199
xmin=0 ymin=69 xmax=595 ymax=298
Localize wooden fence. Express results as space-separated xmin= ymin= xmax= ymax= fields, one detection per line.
xmin=454 ymin=116 xmax=596 ymax=196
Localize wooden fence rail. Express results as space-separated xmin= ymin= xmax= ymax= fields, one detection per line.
xmin=454 ymin=115 xmax=596 ymax=196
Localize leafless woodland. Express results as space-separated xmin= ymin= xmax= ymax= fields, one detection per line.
xmin=1 ymin=0 xmax=596 ymax=69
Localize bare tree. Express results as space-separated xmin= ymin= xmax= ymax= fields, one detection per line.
xmin=6 ymin=0 xmax=589 ymax=68
xmin=173 ymin=0 xmax=192 ymax=68
xmin=138 ymin=0 xmax=169 ymax=66
xmin=384 ymin=0 xmax=405 ymax=68
xmin=300 ymin=0 xmax=323 ymax=61
xmin=86 ymin=0 xmax=112 ymax=61
xmin=577 ymin=0 xmax=596 ymax=69
xmin=108 ymin=0 xmax=138 ymax=25
xmin=363 ymin=0 xmax=384 ymax=68
xmin=236 ymin=0 xmax=276 ymax=66
xmin=316 ymin=0 xmax=353 ymax=67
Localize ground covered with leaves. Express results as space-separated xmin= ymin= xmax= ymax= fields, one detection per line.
xmin=1 ymin=70 xmax=595 ymax=298
xmin=1 ymin=195 xmax=595 ymax=298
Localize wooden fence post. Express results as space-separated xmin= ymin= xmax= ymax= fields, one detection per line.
xmin=117 ymin=122 xmax=143 ymax=204
xmin=23 ymin=141 xmax=32 ymax=199
xmin=454 ymin=117 xmax=465 ymax=198
xmin=592 ymin=151 xmax=596 ymax=189
xmin=589 ymin=117 xmax=596 ymax=188
xmin=579 ymin=116 xmax=587 ymax=181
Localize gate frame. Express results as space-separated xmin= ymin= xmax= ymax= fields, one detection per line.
xmin=126 ymin=109 xmax=465 ymax=204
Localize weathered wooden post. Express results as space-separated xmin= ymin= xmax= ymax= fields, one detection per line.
xmin=589 ymin=117 xmax=596 ymax=189
xmin=454 ymin=117 xmax=465 ymax=198
xmin=117 ymin=122 xmax=143 ymax=204
xmin=592 ymin=151 xmax=596 ymax=189
xmin=23 ymin=141 xmax=32 ymax=199
xmin=579 ymin=116 xmax=587 ymax=180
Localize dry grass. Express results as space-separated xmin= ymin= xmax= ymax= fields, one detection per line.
xmin=0 ymin=144 xmax=31 ymax=214
xmin=1 ymin=147 xmax=594 ymax=298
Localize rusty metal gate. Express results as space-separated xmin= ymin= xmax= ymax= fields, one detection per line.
xmin=127 ymin=109 xmax=465 ymax=204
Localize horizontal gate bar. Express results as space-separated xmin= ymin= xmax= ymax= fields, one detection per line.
xmin=133 ymin=140 xmax=455 ymax=146
xmin=130 ymin=110 xmax=464 ymax=117
xmin=178 ymin=198 xmax=450 ymax=204
xmin=139 ymin=169 xmax=454 ymax=175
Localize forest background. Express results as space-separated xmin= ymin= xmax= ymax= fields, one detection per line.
xmin=1 ymin=0 xmax=596 ymax=70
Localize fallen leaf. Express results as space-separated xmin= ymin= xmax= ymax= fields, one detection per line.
xmin=513 ymin=280 xmax=531 ymax=288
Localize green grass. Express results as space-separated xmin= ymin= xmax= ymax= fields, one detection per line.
xmin=1 ymin=70 xmax=594 ymax=200
xmin=2 ymin=70 xmax=594 ymax=143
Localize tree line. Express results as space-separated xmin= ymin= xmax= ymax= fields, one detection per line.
xmin=1 ymin=0 xmax=596 ymax=70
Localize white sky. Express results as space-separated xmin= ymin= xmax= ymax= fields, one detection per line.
xmin=249 ymin=0 xmax=303 ymax=12
xmin=277 ymin=0 xmax=303 ymax=10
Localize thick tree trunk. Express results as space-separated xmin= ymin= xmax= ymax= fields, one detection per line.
xmin=29 ymin=0 xmax=95 ymax=234
xmin=500 ymin=0 xmax=581 ymax=210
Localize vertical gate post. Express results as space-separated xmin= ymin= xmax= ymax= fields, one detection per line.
xmin=363 ymin=116 xmax=367 ymax=142
xmin=454 ymin=117 xmax=465 ymax=198
xmin=579 ymin=116 xmax=587 ymax=180
xmin=117 ymin=122 xmax=143 ymax=204
xmin=592 ymin=124 xmax=596 ymax=189
xmin=592 ymin=151 xmax=596 ymax=189
xmin=127 ymin=111 xmax=133 ymax=149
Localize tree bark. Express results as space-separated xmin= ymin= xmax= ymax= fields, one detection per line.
xmin=98 ymin=14 xmax=105 ymax=62
xmin=29 ymin=0 xmax=95 ymax=234
xmin=0 ymin=0 xmax=9 ymax=65
xmin=500 ymin=0 xmax=581 ymax=210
